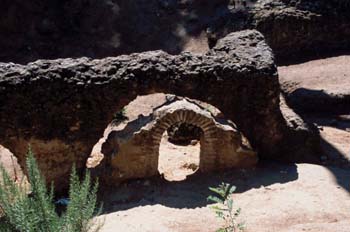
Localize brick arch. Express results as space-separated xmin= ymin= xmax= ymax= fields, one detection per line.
xmin=150 ymin=109 xmax=219 ymax=172
xmin=91 ymin=98 xmax=258 ymax=184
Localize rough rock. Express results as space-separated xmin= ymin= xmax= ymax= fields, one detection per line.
xmin=279 ymin=95 xmax=320 ymax=162
xmin=0 ymin=145 xmax=25 ymax=183
xmin=209 ymin=0 xmax=350 ymax=64
xmin=1 ymin=0 xmax=350 ymax=64
xmin=0 ymin=0 xmax=231 ymax=63
xmin=87 ymin=98 xmax=257 ymax=184
xmin=0 ymin=30 xmax=319 ymax=190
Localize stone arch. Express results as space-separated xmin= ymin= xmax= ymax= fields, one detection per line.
xmin=0 ymin=30 xmax=319 ymax=191
xmin=149 ymin=107 xmax=221 ymax=172
xmin=88 ymin=98 xmax=257 ymax=184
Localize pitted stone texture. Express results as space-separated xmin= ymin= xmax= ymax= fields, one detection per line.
xmin=1 ymin=0 xmax=350 ymax=65
xmin=207 ymin=30 xmax=275 ymax=69
xmin=207 ymin=0 xmax=350 ymax=64
xmin=0 ymin=30 xmax=319 ymax=190
xmin=88 ymin=98 xmax=257 ymax=184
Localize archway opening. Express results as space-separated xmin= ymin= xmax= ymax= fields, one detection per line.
xmin=158 ymin=122 xmax=204 ymax=181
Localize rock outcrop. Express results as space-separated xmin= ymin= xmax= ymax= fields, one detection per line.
xmin=208 ymin=0 xmax=350 ymax=63
xmin=1 ymin=0 xmax=349 ymax=64
xmin=0 ymin=30 xmax=319 ymax=190
xmin=0 ymin=145 xmax=25 ymax=183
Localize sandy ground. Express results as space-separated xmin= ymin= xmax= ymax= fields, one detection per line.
xmin=278 ymin=55 xmax=350 ymax=95
xmin=98 ymin=162 xmax=350 ymax=232
xmin=308 ymin=116 xmax=350 ymax=165
xmin=158 ymin=133 xmax=200 ymax=182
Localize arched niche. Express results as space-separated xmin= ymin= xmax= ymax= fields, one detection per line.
xmin=88 ymin=97 xmax=257 ymax=185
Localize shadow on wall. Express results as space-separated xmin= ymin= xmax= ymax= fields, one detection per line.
xmin=2 ymin=0 xmax=350 ymax=65
xmin=0 ymin=0 xmax=262 ymax=63
xmin=0 ymin=0 xmax=239 ymax=63
xmin=92 ymin=97 xmax=258 ymax=186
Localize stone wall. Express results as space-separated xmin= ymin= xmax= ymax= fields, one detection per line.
xmin=0 ymin=30 xmax=319 ymax=190
xmin=0 ymin=0 xmax=349 ymax=64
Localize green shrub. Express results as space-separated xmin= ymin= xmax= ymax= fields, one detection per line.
xmin=0 ymin=147 xmax=102 ymax=232
xmin=112 ymin=107 xmax=128 ymax=124
xmin=208 ymin=182 xmax=245 ymax=232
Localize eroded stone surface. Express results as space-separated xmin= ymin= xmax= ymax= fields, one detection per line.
xmin=207 ymin=0 xmax=350 ymax=63
xmin=0 ymin=30 xmax=319 ymax=190
xmin=87 ymin=98 xmax=257 ymax=184
xmin=1 ymin=0 xmax=349 ymax=64
xmin=0 ymin=145 xmax=24 ymax=183
xmin=279 ymin=95 xmax=320 ymax=163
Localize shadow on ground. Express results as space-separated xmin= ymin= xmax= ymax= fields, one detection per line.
xmin=312 ymin=118 xmax=350 ymax=192
xmin=282 ymin=90 xmax=350 ymax=194
xmin=101 ymin=92 xmax=350 ymax=213
xmin=285 ymin=88 xmax=350 ymax=114
xmin=100 ymin=161 xmax=298 ymax=213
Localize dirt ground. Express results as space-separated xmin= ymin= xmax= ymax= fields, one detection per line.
xmin=278 ymin=55 xmax=350 ymax=95
xmin=1 ymin=57 xmax=350 ymax=231
xmin=98 ymin=161 xmax=350 ymax=232
xmin=158 ymin=133 xmax=200 ymax=182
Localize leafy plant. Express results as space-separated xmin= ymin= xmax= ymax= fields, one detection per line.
xmin=112 ymin=107 xmax=128 ymax=124
xmin=208 ymin=182 xmax=245 ymax=232
xmin=0 ymin=147 xmax=102 ymax=232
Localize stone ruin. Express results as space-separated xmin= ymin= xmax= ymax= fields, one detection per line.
xmin=86 ymin=97 xmax=257 ymax=184
xmin=2 ymin=0 xmax=350 ymax=65
xmin=0 ymin=30 xmax=320 ymax=190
